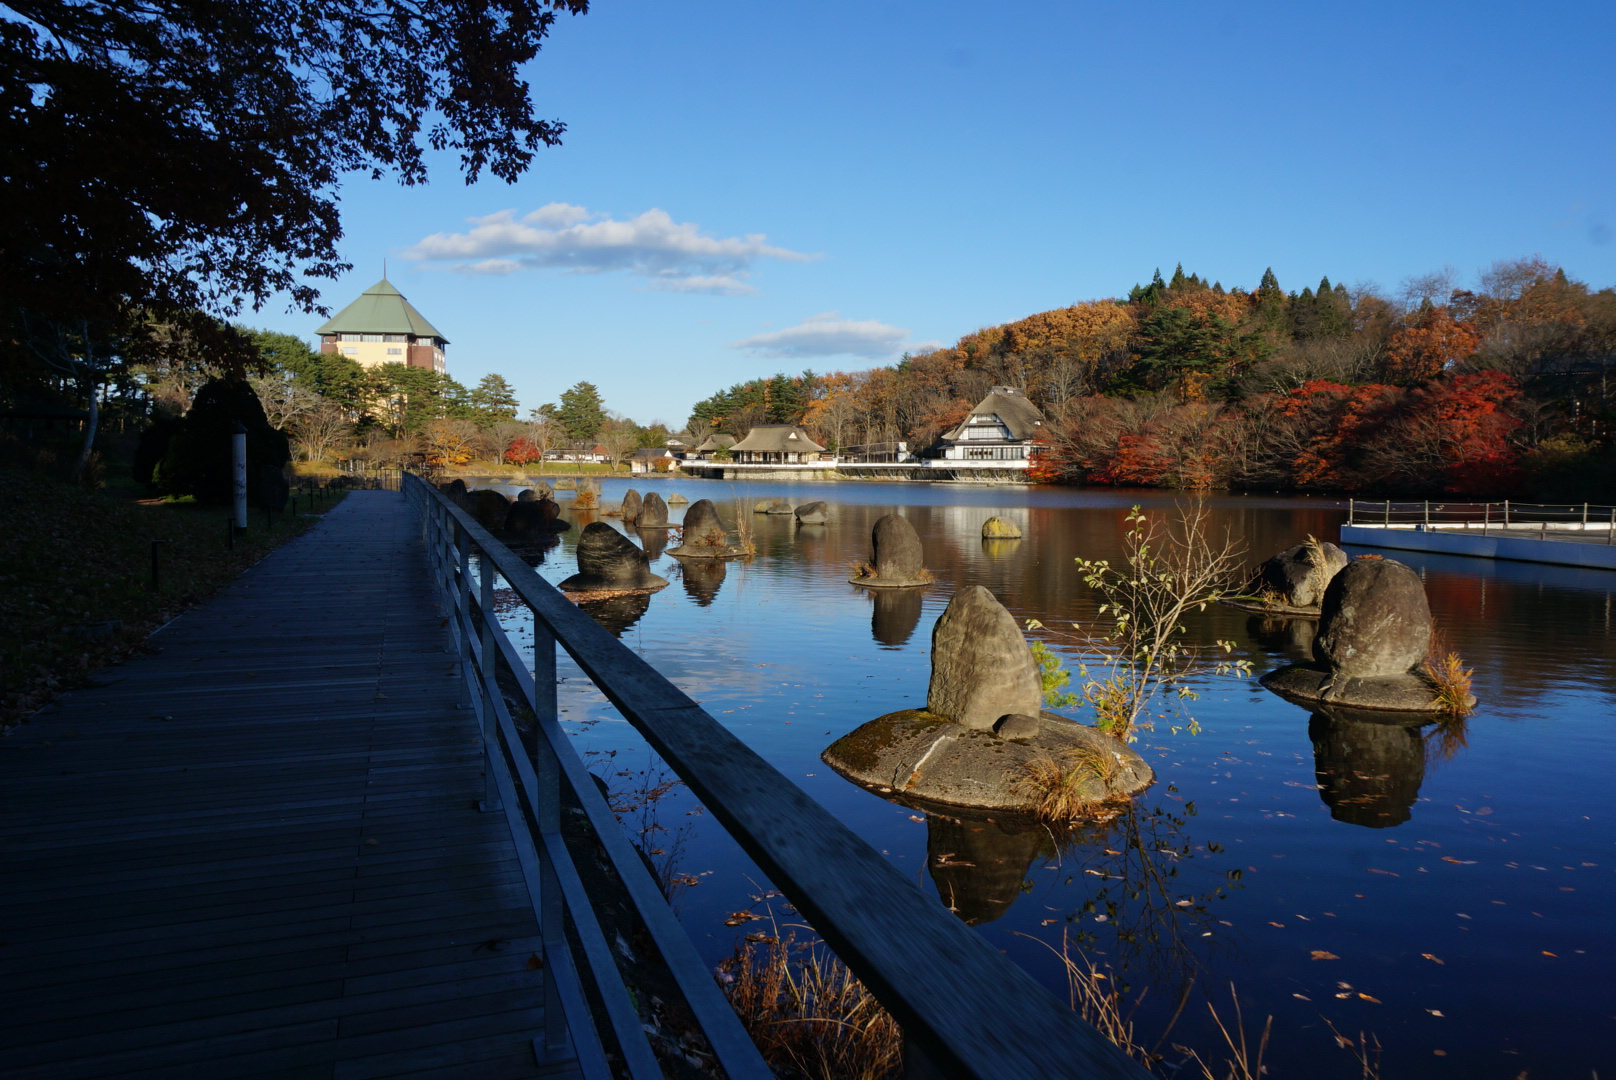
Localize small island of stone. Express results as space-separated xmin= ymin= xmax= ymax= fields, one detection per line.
xmin=823 ymin=586 xmax=1153 ymax=813
xmin=667 ymin=498 xmax=750 ymax=560
xmin=557 ymin=521 xmax=668 ymax=598
xmin=849 ymin=513 xmax=931 ymax=588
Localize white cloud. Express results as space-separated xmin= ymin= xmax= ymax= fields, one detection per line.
xmin=402 ymin=203 xmax=812 ymax=293
xmin=732 ymin=313 xmax=928 ymax=360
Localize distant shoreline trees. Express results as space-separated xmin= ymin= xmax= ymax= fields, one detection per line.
xmin=685 ymin=258 xmax=1616 ymax=499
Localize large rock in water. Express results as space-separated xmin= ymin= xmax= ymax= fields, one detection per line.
xmin=850 ymin=513 xmax=928 ymax=587
xmin=465 ymin=489 xmax=510 ymax=530
xmin=981 ymin=516 xmax=1022 ymax=539
xmin=558 ymin=522 xmax=668 ymax=593
xmin=620 ymin=489 xmax=642 ymax=524
xmin=824 ymin=586 xmax=1153 ymax=812
xmin=795 ymin=501 xmax=828 ymax=525
xmin=1314 ymin=557 xmax=1431 ymax=676
xmin=504 ymin=497 xmax=567 ymax=537
xmin=668 ymin=499 xmax=747 ymax=559
xmin=1261 ymin=556 xmax=1473 ymax=712
xmin=927 ymin=585 xmax=1044 ymax=731
xmin=1254 ymin=540 xmax=1348 ymax=611
xmin=638 ymin=492 xmax=670 ymax=529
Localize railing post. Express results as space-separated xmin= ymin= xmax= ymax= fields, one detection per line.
xmin=1483 ymin=503 xmax=1490 ymax=535
xmin=1504 ymin=499 xmax=1510 ymax=527
xmin=532 ymin=615 xmax=568 ymax=1060
xmin=455 ymin=526 xmax=473 ymax=711
xmin=477 ymin=551 xmax=502 ymax=813
xmin=1384 ymin=500 xmax=1390 ymax=526
xmin=1583 ymin=503 xmax=1589 ymax=530
xmin=1423 ymin=501 xmax=1429 ymax=526
xmin=1347 ymin=497 xmax=1354 ymax=525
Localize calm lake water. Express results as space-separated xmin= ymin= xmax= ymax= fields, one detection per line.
xmin=486 ymin=477 xmax=1614 ymax=1079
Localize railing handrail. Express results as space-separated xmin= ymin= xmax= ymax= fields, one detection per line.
xmin=402 ymin=473 xmax=1149 ymax=1079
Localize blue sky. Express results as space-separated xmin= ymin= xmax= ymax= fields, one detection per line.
xmin=253 ymin=1 xmax=1616 ymax=429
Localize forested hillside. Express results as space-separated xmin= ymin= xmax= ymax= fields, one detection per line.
xmin=688 ymin=258 xmax=1616 ymax=498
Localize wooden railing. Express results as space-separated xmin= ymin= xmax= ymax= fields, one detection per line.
xmin=1347 ymin=499 xmax=1616 ymax=543
xmin=402 ymin=473 xmax=1149 ymax=1079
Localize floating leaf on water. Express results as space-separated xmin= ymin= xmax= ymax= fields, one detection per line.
xmin=1358 ymin=992 xmax=1381 ymax=1003
xmin=1427 ymin=1009 xmax=1444 ymax=1017
xmin=1310 ymin=950 xmax=1340 ymax=961
xmin=1421 ymin=953 xmax=1444 ymax=965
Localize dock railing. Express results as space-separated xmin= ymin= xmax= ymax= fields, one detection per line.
xmin=402 ymin=473 xmax=1149 ymax=1079
xmin=1347 ymin=498 xmax=1616 ymax=544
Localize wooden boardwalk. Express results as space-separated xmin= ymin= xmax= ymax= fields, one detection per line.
xmin=0 ymin=491 xmax=578 ymax=1079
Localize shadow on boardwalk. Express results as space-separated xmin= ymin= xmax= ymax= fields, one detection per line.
xmin=0 ymin=491 xmax=577 ymax=1079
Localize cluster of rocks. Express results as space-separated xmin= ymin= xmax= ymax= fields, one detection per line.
xmin=438 ymin=479 xmax=568 ymax=539
xmin=824 ymin=586 xmax=1154 ymax=812
xmin=849 ymin=514 xmax=931 ymax=587
xmin=1261 ymin=555 xmax=1476 ymax=713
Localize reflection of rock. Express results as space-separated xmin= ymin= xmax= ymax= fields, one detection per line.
xmin=795 ymin=501 xmax=828 ymax=525
xmin=620 ymin=488 xmax=642 ymax=524
xmin=1261 ymin=557 xmax=1474 ymax=712
xmin=575 ymin=591 xmax=652 ymax=637
xmin=668 ymin=498 xmax=748 ymax=559
xmin=504 ymin=497 xmax=568 ymax=538
xmin=465 ymin=488 xmax=510 ymax=530
xmin=681 ymin=558 xmax=727 ymax=606
xmin=558 ymin=522 xmax=668 ymax=594
xmin=850 ymin=513 xmax=929 ymax=587
xmin=981 ymin=516 xmax=1022 ymax=539
xmin=1308 ymin=704 xmax=1427 ymax=828
xmin=638 ymin=492 xmax=670 ymax=529
xmin=981 ymin=537 xmax=1021 ymax=560
xmin=1246 ymin=613 xmax=1317 ymax=660
xmin=925 ymin=811 xmax=1048 ymax=925
xmin=871 ymin=587 xmax=923 ymax=648
xmin=825 ymin=587 xmax=1153 ymax=811
xmin=928 ymin=586 xmax=1043 ymax=731
xmin=637 ymin=525 xmax=668 ymax=560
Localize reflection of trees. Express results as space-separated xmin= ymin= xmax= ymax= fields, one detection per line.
xmin=1308 ymin=705 xmax=1427 ymax=828
xmin=1045 ymin=798 xmax=1236 ymax=998
xmin=680 ymin=559 xmax=726 ymax=606
xmin=870 ymin=587 xmax=923 ymax=648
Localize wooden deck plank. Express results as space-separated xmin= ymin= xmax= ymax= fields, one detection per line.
xmin=0 ymin=491 xmax=578 ymax=1079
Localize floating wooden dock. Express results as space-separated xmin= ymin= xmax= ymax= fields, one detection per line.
xmin=0 ymin=491 xmax=579 ymax=1079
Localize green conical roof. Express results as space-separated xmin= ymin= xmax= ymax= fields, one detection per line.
xmin=315 ymin=278 xmax=447 ymax=342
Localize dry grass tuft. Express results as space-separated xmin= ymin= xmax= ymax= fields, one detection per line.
xmin=717 ymin=926 xmax=902 ymax=1080
xmin=1018 ymin=748 xmax=1118 ymax=823
xmin=1421 ymin=632 xmax=1475 ymax=716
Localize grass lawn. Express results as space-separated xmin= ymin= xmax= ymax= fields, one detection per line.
xmin=0 ymin=466 xmax=341 ymax=730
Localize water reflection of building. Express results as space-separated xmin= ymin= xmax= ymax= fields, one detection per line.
xmin=871 ymin=587 xmax=923 ymax=648
xmin=1309 ymin=705 xmax=1427 ymax=828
